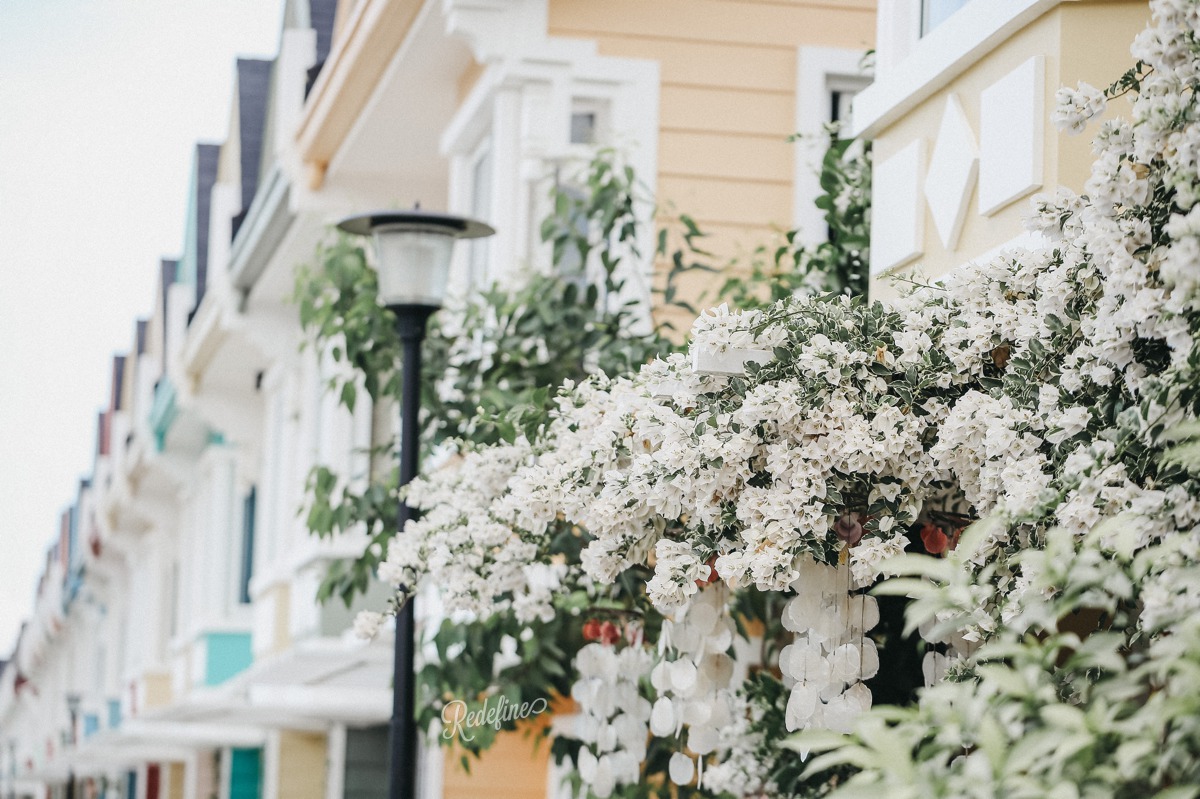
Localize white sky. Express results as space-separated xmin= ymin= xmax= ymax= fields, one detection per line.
xmin=0 ymin=0 xmax=283 ymax=656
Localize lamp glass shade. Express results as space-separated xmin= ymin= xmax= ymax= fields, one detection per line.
xmin=372 ymin=226 xmax=455 ymax=308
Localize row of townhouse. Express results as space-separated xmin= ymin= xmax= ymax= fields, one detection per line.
xmin=0 ymin=0 xmax=1148 ymax=798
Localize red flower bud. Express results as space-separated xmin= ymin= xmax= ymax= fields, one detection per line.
xmin=599 ymin=621 xmax=621 ymax=646
xmin=582 ymin=619 xmax=602 ymax=641
xmin=921 ymin=523 xmax=949 ymax=555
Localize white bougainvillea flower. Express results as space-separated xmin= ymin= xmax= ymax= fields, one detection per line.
xmin=352 ymin=610 xmax=385 ymax=640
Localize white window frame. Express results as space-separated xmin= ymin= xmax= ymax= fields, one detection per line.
xmin=440 ymin=42 xmax=659 ymax=312
xmin=856 ymin=0 xmax=1062 ymax=139
xmin=464 ymin=135 xmax=495 ymax=291
xmin=794 ymin=47 xmax=872 ymax=247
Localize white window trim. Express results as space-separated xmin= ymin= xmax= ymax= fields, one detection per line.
xmin=794 ymin=47 xmax=872 ymax=246
xmin=464 ymin=134 xmax=495 ymax=292
xmin=439 ymin=38 xmax=659 ymax=315
xmin=854 ymin=0 xmax=1061 ymax=139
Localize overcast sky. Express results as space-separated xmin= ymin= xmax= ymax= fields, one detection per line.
xmin=0 ymin=0 xmax=282 ymax=656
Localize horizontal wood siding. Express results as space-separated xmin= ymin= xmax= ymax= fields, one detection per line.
xmin=549 ymin=0 xmax=875 ymax=324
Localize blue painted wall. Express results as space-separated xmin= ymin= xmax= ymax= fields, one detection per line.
xmin=204 ymin=632 xmax=253 ymax=686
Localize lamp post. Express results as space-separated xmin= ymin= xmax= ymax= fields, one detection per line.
xmin=337 ymin=210 xmax=494 ymax=799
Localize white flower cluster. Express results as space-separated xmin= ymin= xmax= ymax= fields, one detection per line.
xmin=376 ymin=439 xmax=568 ymax=621
xmin=779 ymin=556 xmax=878 ymax=734
xmin=1051 ymin=82 xmax=1107 ymax=135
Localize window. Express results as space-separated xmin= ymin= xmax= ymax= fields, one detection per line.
xmin=569 ymin=98 xmax=609 ymax=146
xmin=825 ymin=83 xmax=864 ymax=126
xmin=239 ymin=486 xmax=256 ymax=604
xmin=550 ymin=177 xmax=590 ymax=284
xmin=570 ymin=111 xmax=597 ymax=145
xmin=921 ymin=0 xmax=973 ymax=36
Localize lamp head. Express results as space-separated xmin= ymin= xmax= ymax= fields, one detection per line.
xmin=336 ymin=210 xmax=494 ymax=309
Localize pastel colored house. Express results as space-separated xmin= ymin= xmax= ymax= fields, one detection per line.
xmin=0 ymin=1 xmax=881 ymax=798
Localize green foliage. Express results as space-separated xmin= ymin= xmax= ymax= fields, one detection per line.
xmin=719 ymin=128 xmax=871 ymax=308
xmin=791 ymin=522 xmax=1200 ymax=799
xmin=418 ymin=606 xmax=583 ymax=757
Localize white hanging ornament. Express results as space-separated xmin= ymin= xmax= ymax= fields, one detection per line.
xmin=848 ymin=593 xmax=880 ymax=634
xmin=822 ymin=693 xmax=856 ymax=734
xmin=592 ymin=755 xmax=615 ymax=799
xmin=650 ymin=696 xmax=678 ymax=737
xmin=670 ymin=658 xmax=698 ymax=692
xmin=785 ymin=683 xmax=819 ymax=731
xmin=828 ymin=642 xmax=861 ymax=684
xmin=686 ymin=601 xmax=718 ymax=635
xmin=672 ymin=623 xmax=700 ymax=652
xmin=818 ymin=679 xmax=843 ymax=703
xmin=699 ymin=652 xmax=734 ymax=688
xmin=578 ymin=748 xmax=597 ymax=783
xmin=650 ymin=660 xmax=673 ymax=692
xmin=688 ymin=724 xmax=720 ymax=755
xmin=706 ymin=620 xmax=734 ymax=653
xmin=860 ymin=637 xmax=880 ymax=680
xmin=844 ymin=681 xmax=873 ymax=713
xmin=923 ymin=650 xmax=950 ymax=687
xmin=669 ymin=752 xmax=695 ymax=785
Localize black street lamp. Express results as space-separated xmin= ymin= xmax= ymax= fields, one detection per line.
xmin=337 ymin=209 xmax=493 ymax=799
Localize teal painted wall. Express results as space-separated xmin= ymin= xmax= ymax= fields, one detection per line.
xmin=204 ymin=632 xmax=253 ymax=686
xmin=230 ymin=748 xmax=263 ymax=799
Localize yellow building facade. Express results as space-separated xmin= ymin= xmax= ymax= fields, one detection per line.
xmin=860 ymin=0 xmax=1150 ymax=298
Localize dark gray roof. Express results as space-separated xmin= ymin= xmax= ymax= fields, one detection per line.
xmin=160 ymin=260 xmax=177 ymax=316
xmin=160 ymin=259 xmax=177 ymax=370
xmin=236 ymin=59 xmax=273 ymax=215
xmin=111 ymin=355 xmax=126 ymax=411
xmin=310 ymin=0 xmax=337 ymax=64
xmin=135 ymin=319 xmax=148 ymax=355
xmin=194 ymin=144 xmax=220 ymax=309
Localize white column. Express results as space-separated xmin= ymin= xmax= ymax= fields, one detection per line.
xmin=325 ymin=725 xmax=346 ymax=799
xmin=488 ymin=86 xmax=523 ymax=287
xmin=218 ymin=747 xmax=232 ymax=799
xmin=262 ymin=730 xmax=281 ymax=799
